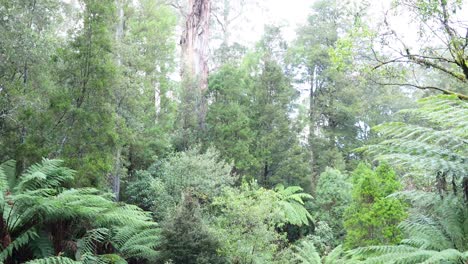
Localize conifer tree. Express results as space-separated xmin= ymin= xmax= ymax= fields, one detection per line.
xmin=159 ymin=191 xmax=225 ymax=264
xmin=343 ymin=163 xmax=407 ymax=249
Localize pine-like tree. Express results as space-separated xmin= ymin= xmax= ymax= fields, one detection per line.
xmin=159 ymin=191 xmax=225 ymax=264
xmin=343 ymin=163 xmax=407 ymax=249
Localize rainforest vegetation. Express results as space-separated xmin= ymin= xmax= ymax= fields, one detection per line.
xmin=0 ymin=0 xmax=466 ymax=263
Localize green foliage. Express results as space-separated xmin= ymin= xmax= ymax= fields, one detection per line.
xmin=290 ymin=221 xmax=336 ymax=257
xmin=291 ymin=239 xmax=321 ymax=264
xmin=210 ymin=181 xmax=312 ymax=263
xmin=274 ymin=184 xmax=314 ymax=227
xmin=206 ymin=27 xmax=311 ymax=188
xmin=250 ymin=29 xmax=306 ymax=187
xmin=152 ymin=147 xmax=235 ymax=220
xmin=0 ymin=0 xmax=178 ymax=189
xmin=116 ymin=0 xmax=177 ymax=171
xmin=312 ymin=168 xmax=352 ymax=243
xmin=288 ymin=0 xmax=412 ymax=187
xmin=343 ymin=163 xmax=407 ymax=249
xmin=206 ymin=64 xmax=256 ymax=175
xmin=286 ymin=237 xmax=361 ymax=264
xmin=0 ymin=0 xmax=64 ymax=170
xmin=25 ymin=257 xmax=80 ymax=264
xmin=0 ymin=159 xmax=159 ymax=263
xmin=50 ymin=0 xmax=121 ymax=186
xmin=348 ymin=192 xmax=468 ymax=263
xmin=360 ymin=95 xmax=468 ymax=197
xmin=306 ymin=221 xmax=337 ymax=256
xmin=124 ymin=147 xmax=235 ymax=220
xmin=322 ymin=245 xmax=362 ymax=264
xmin=123 ymin=170 xmax=156 ymax=211
xmin=159 ymin=192 xmax=225 ymax=264
xmin=3 ymin=1 xmax=467 ymax=263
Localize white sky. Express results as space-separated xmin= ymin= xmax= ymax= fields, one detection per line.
xmin=252 ymin=0 xmax=313 ymax=41
xmin=234 ymin=0 xmax=395 ymax=44
xmin=220 ymin=0 xmax=314 ymax=46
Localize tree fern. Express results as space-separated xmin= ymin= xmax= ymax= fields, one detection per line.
xmin=76 ymin=228 xmax=110 ymax=259
xmin=15 ymin=159 xmax=75 ymax=192
xmin=291 ymin=239 xmax=321 ymax=264
xmin=345 ymin=95 xmax=468 ymax=263
xmin=358 ymin=95 xmax=467 ymax=198
xmin=289 ymin=242 xmax=365 ymax=264
xmin=323 ymin=245 xmax=362 ymax=264
xmin=0 ymin=159 xmax=160 ymax=263
xmin=30 ymin=230 xmax=56 ymax=259
xmin=0 ymin=160 xmax=15 ymax=190
xmin=111 ymin=224 xmax=160 ymax=261
xmin=348 ymin=193 xmax=468 ymax=263
xmin=274 ymin=184 xmax=313 ymax=226
xmin=0 ymin=229 xmax=38 ymax=262
xmin=25 ymin=256 xmax=80 ymax=264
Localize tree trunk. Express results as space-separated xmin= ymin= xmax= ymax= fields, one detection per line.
xmin=180 ymin=0 xmax=211 ymax=128
xmin=110 ymin=147 xmax=122 ymax=201
xmin=115 ymin=0 xmax=124 ymax=65
xmin=309 ymin=65 xmax=318 ymax=194
xmin=154 ymin=82 xmax=161 ymax=122
xmin=109 ymin=0 xmax=125 ymax=201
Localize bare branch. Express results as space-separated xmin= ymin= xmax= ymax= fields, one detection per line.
xmin=211 ymin=12 xmax=225 ymax=32
xmin=405 ymin=49 xmax=467 ymax=82
xmin=372 ymin=56 xmax=407 ymax=70
xmin=375 ymin=81 xmax=468 ymax=100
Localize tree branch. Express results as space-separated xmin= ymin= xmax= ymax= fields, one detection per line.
xmin=375 ymin=81 xmax=468 ymax=100
xmin=405 ymin=49 xmax=467 ymax=82
xmin=211 ymin=12 xmax=225 ymax=32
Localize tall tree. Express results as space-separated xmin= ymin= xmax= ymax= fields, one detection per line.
xmin=289 ymin=0 xmax=353 ymax=191
xmin=290 ymin=0 xmax=414 ymax=193
xmin=113 ymin=0 xmax=177 ymax=187
xmin=205 ymin=26 xmax=310 ymax=188
xmin=51 ymin=0 xmax=119 ymax=187
xmin=178 ymin=0 xmax=212 ymax=133
xmin=249 ymin=26 xmax=308 ymax=187
xmin=0 ymin=0 xmax=64 ymax=172
xmin=206 ymin=64 xmax=255 ymax=176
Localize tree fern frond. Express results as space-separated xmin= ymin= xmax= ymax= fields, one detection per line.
xmin=398 ymin=217 xmax=450 ymax=250
xmin=94 ymin=254 xmax=127 ymax=264
xmin=291 ymin=239 xmax=321 ymax=264
xmin=29 ymin=230 xmax=55 ymax=258
xmin=349 ymin=244 xmax=417 ymax=256
xmin=0 ymin=160 xmax=16 ymax=191
xmin=76 ymin=228 xmax=110 ymax=260
xmin=359 ymin=95 xmax=468 ymax=196
xmin=24 ymin=256 xmax=80 ymax=264
xmin=15 ymin=159 xmax=74 ymax=193
xmin=420 ymin=248 xmax=467 ymax=264
xmin=115 ymin=228 xmax=160 ymax=249
xmin=0 ymin=229 xmax=38 ymax=262
xmin=0 ymin=159 xmax=161 ymax=263
xmin=323 ymin=245 xmax=362 ymax=264
xmin=274 ymin=185 xmax=313 ymax=226
xmin=348 ymin=193 xmax=468 ymax=263
xmin=361 ymin=250 xmax=433 ymax=264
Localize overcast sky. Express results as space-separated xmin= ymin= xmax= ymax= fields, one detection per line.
xmin=257 ymin=0 xmax=313 ymax=40
xmin=233 ymin=0 xmax=395 ymax=45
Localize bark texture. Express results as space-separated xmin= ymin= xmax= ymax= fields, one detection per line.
xmin=181 ymin=0 xmax=211 ymax=91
